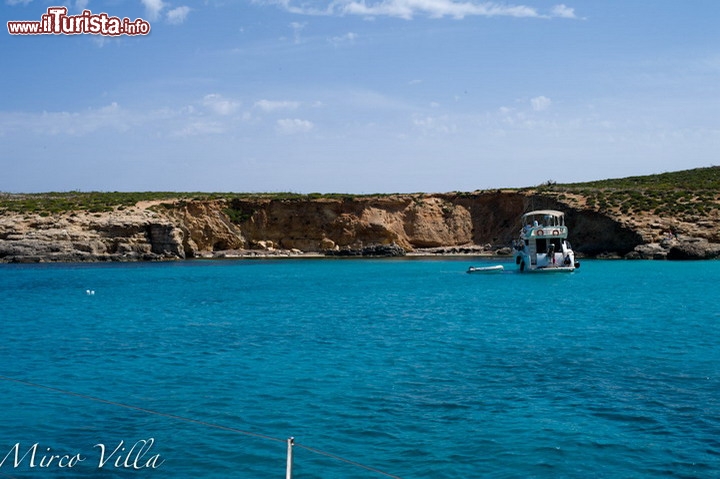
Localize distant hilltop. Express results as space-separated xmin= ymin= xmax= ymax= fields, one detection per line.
xmin=1 ymin=167 xmax=719 ymax=262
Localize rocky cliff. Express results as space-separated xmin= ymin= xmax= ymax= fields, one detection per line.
xmin=0 ymin=190 xmax=718 ymax=263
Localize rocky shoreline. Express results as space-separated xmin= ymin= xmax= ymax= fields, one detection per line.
xmin=1 ymin=191 xmax=719 ymax=263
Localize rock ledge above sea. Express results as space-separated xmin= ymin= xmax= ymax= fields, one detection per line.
xmin=2 ymin=192 xmax=719 ymax=263
xmin=627 ymin=236 xmax=720 ymax=260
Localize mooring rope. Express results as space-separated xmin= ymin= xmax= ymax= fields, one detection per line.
xmin=0 ymin=375 xmax=283 ymax=444
xmin=0 ymin=375 xmax=404 ymax=479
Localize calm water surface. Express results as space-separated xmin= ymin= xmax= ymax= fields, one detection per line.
xmin=1 ymin=258 xmax=718 ymax=478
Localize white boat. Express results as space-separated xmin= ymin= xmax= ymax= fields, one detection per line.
xmin=466 ymin=265 xmax=504 ymax=274
xmin=512 ymin=210 xmax=580 ymax=273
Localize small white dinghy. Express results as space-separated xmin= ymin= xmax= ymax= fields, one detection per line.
xmin=466 ymin=265 xmax=504 ymax=274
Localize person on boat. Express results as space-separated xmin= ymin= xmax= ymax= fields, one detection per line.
xmin=547 ymin=243 xmax=556 ymax=265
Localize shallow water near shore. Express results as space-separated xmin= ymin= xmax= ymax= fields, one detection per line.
xmin=1 ymin=258 xmax=719 ymax=478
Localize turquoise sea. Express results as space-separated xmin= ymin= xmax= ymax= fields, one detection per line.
xmin=1 ymin=258 xmax=719 ymax=478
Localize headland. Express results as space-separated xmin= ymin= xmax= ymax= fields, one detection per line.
xmin=1 ymin=167 xmax=719 ymax=263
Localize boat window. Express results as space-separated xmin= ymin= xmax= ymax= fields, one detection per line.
xmin=536 ymin=238 xmax=547 ymax=251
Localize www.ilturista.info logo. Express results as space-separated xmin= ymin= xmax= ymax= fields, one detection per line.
xmin=7 ymin=7 xmax=150 ymax=36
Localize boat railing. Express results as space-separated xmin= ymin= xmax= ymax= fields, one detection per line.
xmin=521 ymin=225 xmax=568 ymax=237
xmin=1 ymin=375 xmax=404 ymax=479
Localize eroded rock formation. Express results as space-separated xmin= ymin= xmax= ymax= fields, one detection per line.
xmin=0 ymin=191 xmax=717 ymax=262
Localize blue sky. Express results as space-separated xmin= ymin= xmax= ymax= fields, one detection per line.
xmin=1 ymin=1 xmax=719 ymax=193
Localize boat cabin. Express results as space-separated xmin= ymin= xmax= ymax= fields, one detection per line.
xmin=514 ymin=209 xmax=577 ymax=272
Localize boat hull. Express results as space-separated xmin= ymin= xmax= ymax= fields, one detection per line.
xmin=520 ymin=265 xmax=576 ymax=273
xmin=514 ymin=251 xmax=579 ymax=273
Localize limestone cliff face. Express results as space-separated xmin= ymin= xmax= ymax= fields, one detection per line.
xmin=0 ymin=201 xmax=241 ymax=262
xmin=226 ymin=195 xmax=473 ymax=252
xmin=0 ymin=191 xmax=717 ymax=262
xmin=0 ymin=207 xmax=187 ymax=262
xmin=163 ymin=200 xmax=246 ymax=255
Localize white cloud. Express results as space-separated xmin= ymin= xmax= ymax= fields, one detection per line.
xmin=262 ymin=0 xmax=578 ymax=20
xmin=167 ymin=6 xmax=191 ymax=24
xmin=254 ymin=100 xmax=300 ymax=112
xmin=290 ymin=21 xmax=306 ymax=44
xmin=413 ymin=114 xmax=456 ymax=134
xmin=344 ymin=0 xmax=538 ymax=19
xmin=0 ymin=102 xmax=134 ymax=136
xmin=329 ymin=32 xmax=358 ymax=47
xmin=203 ymin=94 xmax=240 ymax=115
xmin=4 ymin=89 xmax=719 ymax=193
xmin=551 ymin=4 xmax=576 ymax=19
xmin=6 ymin=0 xmax=33 ymax=5
xmin=276 ymin=118 xmax=314 ymax=134
xmin=141 ymin=0 xmax=165 ymax=21
xmin=173 ymin=121 xmax=226 ymax=137
xmin=531 ymin=96 xmax=552 ymax=111
xmin=262 ymin=0 xmax=330 ymax=16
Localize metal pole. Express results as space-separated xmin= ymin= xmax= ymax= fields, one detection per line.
xmin=286 ymin=437 xmax=294 ymax=479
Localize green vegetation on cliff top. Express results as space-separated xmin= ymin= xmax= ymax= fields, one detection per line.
xmin=1 ymin=166 xmax=718 ymax=216
xmin=0 ymin=191 xmax=204 ymax=215
xmin=535 ymin=166 xmax=720 ymax=219
xmin=0 ymin=191 xmax=358 ymax=215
